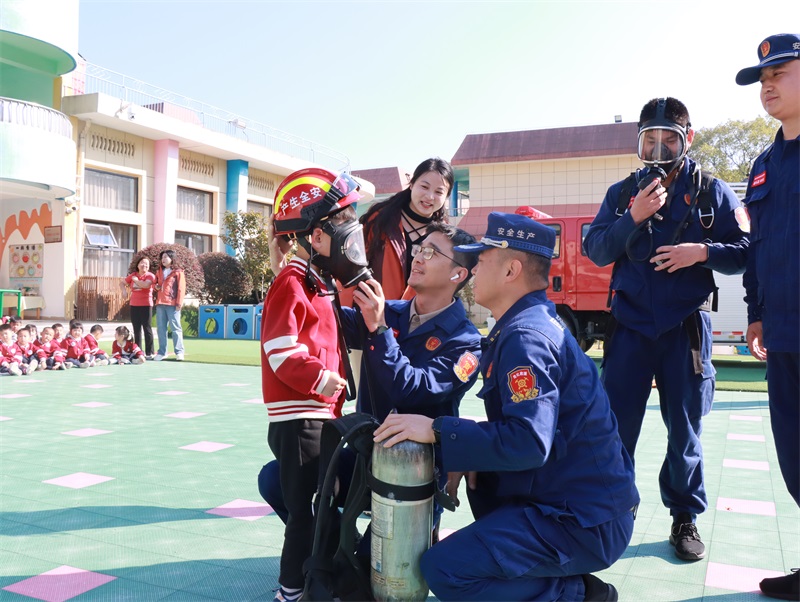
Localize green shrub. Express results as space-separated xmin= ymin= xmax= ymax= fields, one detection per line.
xmin=197 ymin=252 xmax=253 ymax=304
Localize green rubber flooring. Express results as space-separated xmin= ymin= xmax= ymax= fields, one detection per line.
xmin=0 ymin=361 xmax=796 ymax=601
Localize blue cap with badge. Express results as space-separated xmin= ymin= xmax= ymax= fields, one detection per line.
xmin=454 ymin=212 xmax=556 ymax=259
xmin=736 ymin=33 xmax=800 ymax=85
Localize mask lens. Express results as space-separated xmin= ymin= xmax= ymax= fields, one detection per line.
xmin=342 ymin=227 xmax=368 ymax=266
xmin=638 ymin=127 xmax=686 ymax=165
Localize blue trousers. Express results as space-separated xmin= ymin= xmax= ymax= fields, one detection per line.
xmin=421 ymin=485 xmax=634 ymax=601
xmin=602 ymin=314 xmax=714 ymax=517
xmin=155 ymin=304 xmax=183 ymax=356
xmin=766 ymin=351 xmax=800 ymax=506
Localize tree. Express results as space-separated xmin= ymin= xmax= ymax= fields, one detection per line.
xmin=128 ymin=243 xmax=205 ymax=298
xmin=458 ymin=279 xmax=475 ymax=320
xmin=220 ymin=211 xmax=274 ymax=301
xmin=690 ymin=116 xmax=779 ymax=183
xmin=197 ymin=252 xmax=253 ymax=304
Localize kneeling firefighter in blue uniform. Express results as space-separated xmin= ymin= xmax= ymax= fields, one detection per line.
xmin=584 ymin=98 xmax=749 ymax=562
xmin=375 ymin=212 xmax=639 ymax=602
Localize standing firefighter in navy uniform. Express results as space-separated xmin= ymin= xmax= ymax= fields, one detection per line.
xmin=736 ymin=33 xmax=800 ymax=601
xmin=584 ymin=97 xmax=749 ymax=561
xmin=376 ymin=212 xmax=639 ymax=602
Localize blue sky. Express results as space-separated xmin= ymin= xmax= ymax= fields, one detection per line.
xmin=78 ymin=1 xmax=793 ymax=171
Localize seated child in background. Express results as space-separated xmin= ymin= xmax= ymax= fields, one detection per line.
xmin=26 ymin=324 xmax=38 ymax=341
xmin=62 ymin=320 xmax=93 ymax=368
xmin=52 ymin=323 xmax=65 ymax=345
xmin=111 ymin=326 xmax=145 ymax=365
xmin=15 ymin=327 xmax=40 ymax=374
xmin=8 ymin=316 xmax=22 ymax=341
xmin=34 ymin=326 xmax=69 ymax=370
xmin=1 ymin=323 xmax=22 ymax=375
xmin=85 ymin=324 xmax=110 ymax=366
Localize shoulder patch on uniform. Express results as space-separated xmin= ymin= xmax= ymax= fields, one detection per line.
xmin=507 ymin=366 xmax=540 ymax=403
xmin=454 ymin=352 xmax=479 ymax=383
xmin=752 ymin=171 xmax=766 ymax=187
xmin=734 ymin=206 xmax=750 ymax=233
xmin=425 ymin=337 xmax=441 ymax=351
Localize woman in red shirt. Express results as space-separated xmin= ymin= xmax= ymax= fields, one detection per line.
xmin=124 ymin=256 xmax=156 ymax=359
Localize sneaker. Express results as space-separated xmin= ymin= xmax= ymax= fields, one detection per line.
xmin=145 ymin=354 xmax=154 ymax=361
xmin=36 ymin=360 xmax=45 ymax=371
xmin=154 ymin=354 xmax=165 ymax=362
xmin=96 ymin=359 xmax=109 ymax=366
xmin=669 ymin=513 xmax=705 ymax=561
xmin=79 ymin=361 xmax=90 ymax=369
xmin=133 ymin=357 xmax=145 ymax=365
xmin=175 ymin=353 xmax=184 ymax=361
xmin=760 ymin=569 xmax=799 ymax=601
xmin=272 ymin=586 xmax=302 ymax=602
xmin=8 ymin=364 xmax=22 ymax=376
xmin=582 ymin=573 xmax=619 ymax=601
xmin=28 ymin=360 xmax=38 ymax=373
xmin=62 ymin=362 xmax=72 ymax=370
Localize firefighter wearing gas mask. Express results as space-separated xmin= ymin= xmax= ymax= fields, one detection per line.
xmin=584 ymin=98 xmax=749 ymax=563
xmin=261 ymin=168 xmax=370 ymax=602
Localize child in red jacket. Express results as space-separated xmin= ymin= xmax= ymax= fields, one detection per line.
xmin=62 ymin=320 xmax=93 ymax=368
xmin=0 ymin=323 xmax=22 ymax=375
xmin=14 ymin=327 xmax=39 ymax=374
xmin=111 ymin=326 xmax=145 ymax=365
xmin=85 ymin=324 xmax=110 ymax=366
xmin=35 ymin=327 xmax=69 ymax=370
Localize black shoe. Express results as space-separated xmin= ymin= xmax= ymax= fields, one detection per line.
xmin=760 ymin=569 xmax=800 ymax=601
xmin=582 ymin=574 xmax=618 ymax=601
xmin=669 ymin=513 xmax=705 ymax=561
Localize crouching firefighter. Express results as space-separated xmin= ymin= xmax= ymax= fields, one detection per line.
xmin=259 ymin=167 xmax=372 ymax=602
xmin=584 ymin=97 xmax=749 ymax=562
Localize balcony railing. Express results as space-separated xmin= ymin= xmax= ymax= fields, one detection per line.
xmin=0 ymin=97 xmax=73 ymax=138
xmin=62 ymin=63 xmax=350 ymax=172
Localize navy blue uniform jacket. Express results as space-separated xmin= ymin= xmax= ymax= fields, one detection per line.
xmin=743 ymin=129 xmax=799 ymax=354
xmin=340 ymin=298 xmax=481 ymax=421
xmin=584 ymin=158 xmax=749 ymax=339
xmin=437 ymin=291 xmax=639 ymax=528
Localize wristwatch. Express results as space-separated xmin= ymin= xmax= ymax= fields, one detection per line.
xmin=431 ymin=416 xmax=444 ymax=444
xmin=369 ymin=325 xmax=389 ymax=338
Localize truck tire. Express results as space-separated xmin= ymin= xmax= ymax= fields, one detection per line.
xmin=557 ymin=307 xmax=593 ymax=352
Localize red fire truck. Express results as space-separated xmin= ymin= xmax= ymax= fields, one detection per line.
xmin=539 ymin=215 xmax=612 ymax=351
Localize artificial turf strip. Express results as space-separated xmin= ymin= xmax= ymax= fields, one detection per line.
xmin=93 ymin=338 xmax=769 ymax=393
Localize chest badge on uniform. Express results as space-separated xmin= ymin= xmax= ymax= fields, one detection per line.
xmin=507 ymin=366 xmax=539 ymax=403
xmin=752 ymin=171 xmax=766 ymax=187
xmin=425 ymin=337 xmax=441 ymax=351
xmin=454 ymin=352 xmax=479 ymax=383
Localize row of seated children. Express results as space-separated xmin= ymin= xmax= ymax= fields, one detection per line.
xmin=0 ymin=319 xmax=145 ymax=375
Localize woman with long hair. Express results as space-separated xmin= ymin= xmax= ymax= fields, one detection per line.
xmin=347 ymin=157 xmax=454 ymax=302
xmin=153 ymin=249 xmax=186 ymax=361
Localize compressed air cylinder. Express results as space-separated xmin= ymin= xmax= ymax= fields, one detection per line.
xmin=370 ymin=439 xmax=434 ymax=602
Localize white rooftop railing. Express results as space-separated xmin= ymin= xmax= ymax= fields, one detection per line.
xmin=63 ymin=63 xmax=350 ymax=172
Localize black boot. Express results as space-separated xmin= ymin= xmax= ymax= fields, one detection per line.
xmin=582 ymin=574 xmax=618 ymax=601
xmin=760 ymin=569 xmax=800 ymax=601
